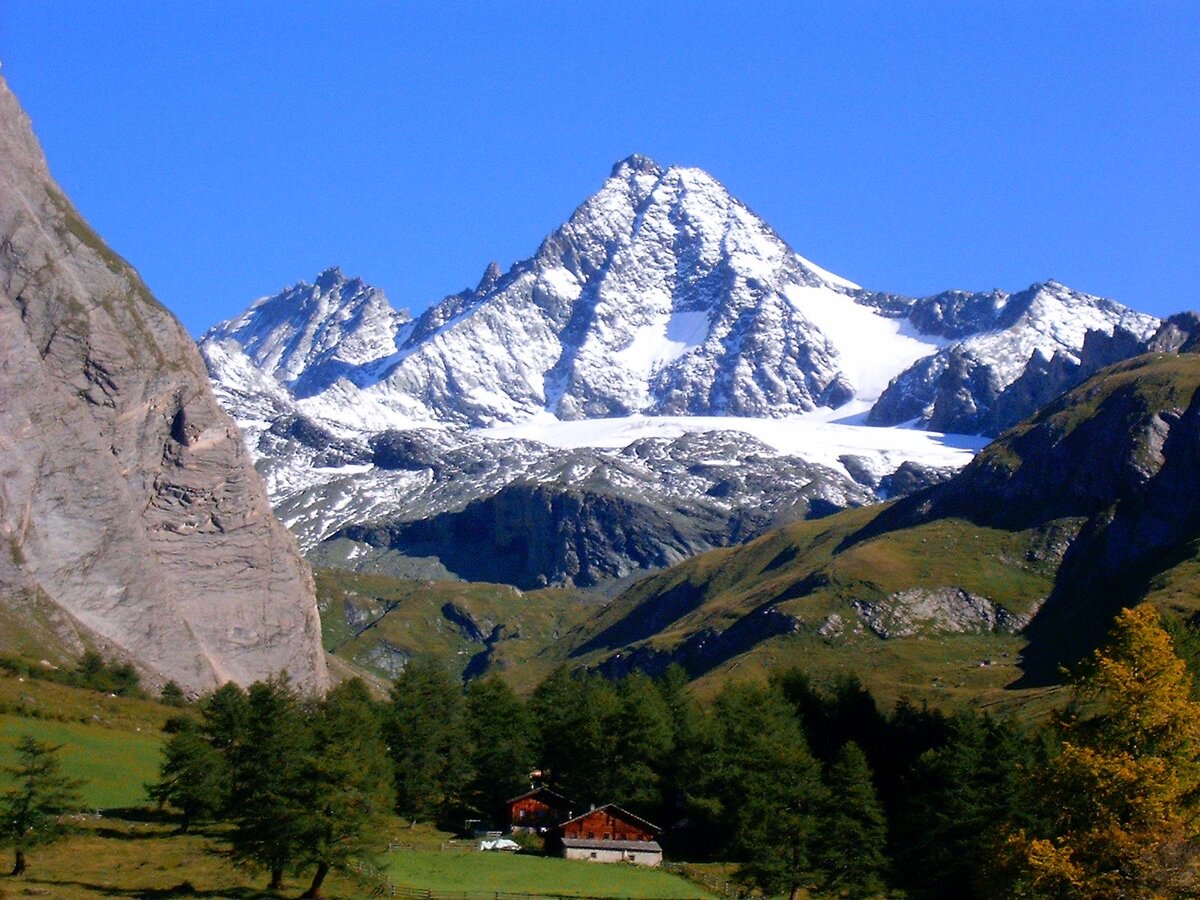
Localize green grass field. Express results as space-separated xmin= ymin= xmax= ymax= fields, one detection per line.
xmin=0 ymin=815 xmax=378 ymax=899
xmin=0 ymin=714 xmax=163 ymax=809
xmin=385 ymin=850 xmax=715 ymax=898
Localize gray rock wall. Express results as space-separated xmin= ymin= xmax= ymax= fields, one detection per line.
xmin=0 ymin=75 xmax=327 ymax=693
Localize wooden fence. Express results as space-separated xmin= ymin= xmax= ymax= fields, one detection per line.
xmin=388 ymin=890 xmax=710 ymax=900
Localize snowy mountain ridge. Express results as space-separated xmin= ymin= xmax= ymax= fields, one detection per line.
xmin=203 ymin=155 xmax=1157 ymax=436
xmin=199 ymin=155 xmax=1163 ymax=587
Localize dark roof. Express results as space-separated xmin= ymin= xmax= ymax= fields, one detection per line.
xmin=559 ymin=804 xmax=660 ymax=835
xmin=562 ymin=838 xmax=662 ymax=853
xmin=506 ymin=786 xmax=572 ymax=807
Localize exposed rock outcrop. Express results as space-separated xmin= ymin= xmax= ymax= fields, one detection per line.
xmin=0 ymin=75 xmax=328 ymax=693
xmin=850 ymin=588 xmax=1034 ymax=638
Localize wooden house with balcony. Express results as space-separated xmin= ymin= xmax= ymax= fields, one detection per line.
xmin=554 ymin=804 xmax=663 ymax=867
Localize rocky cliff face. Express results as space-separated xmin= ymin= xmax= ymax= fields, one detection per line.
xmin=0 ymin=75 xmax=328 ymax=693
xmin=857 ymin=351 xmax=1200 ymax=681
xmin=328 ymin=428 xmax=886 ymax=589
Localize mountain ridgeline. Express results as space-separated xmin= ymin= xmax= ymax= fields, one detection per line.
xmin=204 ymin=157 xmax=1158 ymax=433
xmin=0 ymin=76 xmax=328 ymax=693
xmin=202 ymin=156 xmax=1174 ymax=592
xmin=4 ymin=63 xmax=1198 ymax=710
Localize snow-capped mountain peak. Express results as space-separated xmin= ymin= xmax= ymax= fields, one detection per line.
xmin=203 ymin=266 xmax=413 ymax=399
xmin=307 ymin=154 xmax=893 ymax=428
xmin=196 ymin=155 xmax=1170 ymax=590
xmin=203 ymin=157 xmax=1158 ymax=437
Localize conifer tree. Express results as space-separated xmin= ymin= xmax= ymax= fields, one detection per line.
xmin=199 ymin=683 xmax=250 ymax=756
xmin=295 ymin=679 xmax=393 ymax=899
xmin=1003 ymin=604 xmax=1200 ymax=897
xmin=464 ymin=677 xmax=534 ymax=825
xmin=385 ymin=660 xmax=469 ymax=824
xmin=0 ymin=736 xmax=83 ymax=876
xmin=818 ymin=741 xmax=889 ymax=897
xmin=898 ymin=710 xmax=1035 ymax=897
xmin=147 ymin=722 xmax=225 ymax=832
xmin=159 ymin=680 xmax=186 ymax=707
xmin=530 ymin=668 xmax=620 ymax=805
xmin=609 ymin=673 xmax=675 ymax=819
xmin=655 ymin=664 xmax=704 ymax=828
xmin=227 ymin=675 xmax=310 ymax=891
xmin=702 ymin=683 xmax=827 ymax=900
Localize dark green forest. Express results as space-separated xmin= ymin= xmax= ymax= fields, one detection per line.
xmin=145 ymin=604 xmax=1200 ymax=899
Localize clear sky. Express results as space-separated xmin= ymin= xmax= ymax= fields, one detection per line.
xmin=2 ymin=2 xmax=1197 ymax=335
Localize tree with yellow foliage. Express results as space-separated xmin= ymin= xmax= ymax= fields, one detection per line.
xmin=1002 ymin=604 xmax=1200 ymax=897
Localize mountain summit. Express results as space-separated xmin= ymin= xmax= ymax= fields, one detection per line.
xmin=201 ymin=157 xmax=1162 ymax=588
xmin=204 ymin=157 xmax=1156 ymax=434
xmin=203 ymin=157 xmax=912 ymax=427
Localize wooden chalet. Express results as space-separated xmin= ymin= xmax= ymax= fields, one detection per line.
xmin=555 ymin=804 xmax=663 ymax=867
xmin=506 ymin=787 xmax=573 ymax=832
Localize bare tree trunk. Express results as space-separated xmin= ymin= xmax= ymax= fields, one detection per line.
xmin=301 ymin=862 xmax=330 ymax=899
xmin=789 ymin=886 xmax=803 ymax=900
xmin=11 ymin=848 xmax=27 ymax=876
xmin=268 ymin=865 xmax=284 ymax=891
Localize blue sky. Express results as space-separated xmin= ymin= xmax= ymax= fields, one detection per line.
xmin=2 ymin=2 xmax=1197 ymax=335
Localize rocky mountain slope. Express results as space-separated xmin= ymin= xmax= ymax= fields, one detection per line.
xmin=0 ymin=75 xmax=328 ymax=694
xmin=204 ymin=157 xmax=1158 ymax=434
xmin=864 ymin=281 xmax=1158 ymax=434
xmin=205 ymin=395 xmax=982 ymax=588
xmin=559 ymin=352 xmax=1200 ymax=694
xmin=202 ymin=157 xmax=1160 ymax=589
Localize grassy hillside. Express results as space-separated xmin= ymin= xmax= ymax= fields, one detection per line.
xmin=316 ymin=569 xmax=596 ymax=691
xmin=550 ymin=353 xmax=1200 ymax=708
xmin=0 ymin=667 xmax=174 ymax=809
xmin=558 ymin=506 xmax=1043 ymax=709
xmin=0 ymin=590 xmax=84 ymax=667
xmin=0 ymin=716 xmax=161 ymax=809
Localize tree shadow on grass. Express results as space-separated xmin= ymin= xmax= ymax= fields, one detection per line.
xmin=19 ymin=876 xmax=272 ymax=898
xmin=104 ymin=806 xmax=175 ymax=824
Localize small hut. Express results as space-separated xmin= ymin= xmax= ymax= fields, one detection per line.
xmin=506 ymin=787 xmax=573 ymax=832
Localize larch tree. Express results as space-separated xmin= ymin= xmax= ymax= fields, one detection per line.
xmin=609 ymin=672 xmax=675 ymax=820
xmin=385 ymin=660 xmax=469 ymax=824
xmin=198 ymin=681 xmax=249 ymax=817
xmin=464 ymin=677 xmax=534 ymax=826
xmin=0 ymin=736 xmax=84 ymax=877
xmin=227 ymin=675 xmax=311 ymax=892
xmin=818 ymin=741 xmax=889 ymax=897
xmin=146 ymin=721 xmax=226 ymax=832
xmin=1004 ymin=604 xmax=1200 ymax=898
xmin=898 ymin=711 xmax=1036 ymax=898
xmin=702 ymin=682 xmax=827 ymax=900
xmin=295 ymin=678 xmax=393 ymax=900
xmin=530 ymin=668 xmax=620 ymax=806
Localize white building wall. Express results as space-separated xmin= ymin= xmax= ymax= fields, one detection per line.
xmin=563 ymin=846 xmax=662 ymax=868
